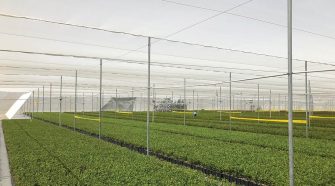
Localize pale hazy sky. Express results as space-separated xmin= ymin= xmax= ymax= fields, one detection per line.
xmin=0 ymin=0 xmax=334 ymax=102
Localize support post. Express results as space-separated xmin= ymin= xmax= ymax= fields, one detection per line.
xmin=229 ymin=72 xmax=232 ymax=130
xmin=115 ymin=88 xmax=118 ymax=118
xmin=37 ymin=88 xmax=39 ymax=112
xmin=70 ymin=96 xmax=72 ymax=112
xmin=270 ymin=89 xmax=272 ymax=118
xmin=258 ymin=84 xmax=260 ymax=124
xmin=197 ymin=92 xmax=199 ymax=111
xmin=50 ymin=83 xmax=52 ymax=113
xmin=279 ymin=93 xmax=281 ymax=116
xmin=74 ymin=70 xmax=77 ymax=131
xmin=287 ymin=0 xmax=294 ymax=184
xmin=152 ymin=84 xmax=155 ymax=122
xmin=32 ymin=90 xmax=35 ymax=119
xmin=184 ymin=78 xmax=186 ymax=126
xmin=308 ymin=80 xmax=311 ymax=127
xmin=132 ymin=87 xmax=134 ymax=120
xmin=42 ymin=86 xmax=44 ymax=113
xmin=146 ymin=37 xmax=151 ymax=155
xmin=59 ymin=75 xmax=62 ymax=126
xmin=99 ymin=60 xmax=102 ymax=139
xmin=92 ymin=92 xmax=94 ymax=112
xmin=192 ymin=89 xmax=194 ymax=111
xmin=172 ymin=91 xmax=174 ymax=103
xmin=220 ymin=86 xmax=222 ymax=121
xmin=82 ymin=92 xmax=85 ymax=115
xmin=305 ymin=61 xmax=309 ymax=137
xmin=64 ymin=96 xmax=67 ymax=112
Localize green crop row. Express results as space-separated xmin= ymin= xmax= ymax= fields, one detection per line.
xmin=3 ymin=119 xmax=228 ymax=185
xmin=34 ymin=112 xmax=335 ymax=185
xmin=85 ymin=111 xmax=335 ymax=140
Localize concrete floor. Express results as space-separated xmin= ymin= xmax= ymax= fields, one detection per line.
xmin=0 ymin=121 xmax=12 ymax=186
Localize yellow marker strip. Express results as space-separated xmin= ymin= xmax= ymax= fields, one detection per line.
xmin=172 ymin=111 xmax=193 ymax=114
xmin=310 ymin=115 xmax=335 ymax=119
xmin=118 ymin=111 xmax=133 ymax=114
xmin=230 ymin=116 xmax=306 ymax=124
xmin=75 ymin=115 xmax=100 ymax=122
xmin=257 ymin=110 xmax=281 ymax=112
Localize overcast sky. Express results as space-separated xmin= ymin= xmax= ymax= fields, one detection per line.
xmin=0 ymin=0 xmax=334 ymax=102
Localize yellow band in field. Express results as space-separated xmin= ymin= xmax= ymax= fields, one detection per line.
xmin=172 ymin=111 xmax=193 ymax=114
xmin=310 ymin=115 xmax=335 ymax=119
xmin=230 ymin=116 xmax=306 ymax=124
xmin=75 ymin=115 xmax=100 ymax=122
xmin=118 ymin=111 xmax=133 ymax=114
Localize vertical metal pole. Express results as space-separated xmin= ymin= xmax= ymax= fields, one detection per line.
xmin=82 ymin=92 xmax=85 ymax=115
xmin=42 ymin=86 xmax=44 ymax=113
xmin=216 ymin=90 xmax=218 ymax=110
xmin=50 ymin=83 xmax=52 ymax=113
xmin=132 ymin=87 xmax=134 ymax=120
xmin=140 ymin=93 xmax=143 ymax=111
xmin=70 ymin=96 xmax=72 ymax=112
xmin=99 ymin=60 xmax=102 ymax=139
xmin=184 ymin=78 xmax=186 ymax=126
xmin=308 ymin=80 xmax=311 ymax=127
xmin=220 ymin=86 xmax=222 ymax=121
xmin=74 ymin=70 xmax=77 ymax=131
xmin=146 ymin=37 xmax=151 ymax=155
xmin=92 ymin=92 xmax=94 ymax=112
xmin=258 ymin=84 xmax=260 ymax=124
xmin=305 ymin=61 xmax=309 ymax=137
xmin=279 ymin=93 xmax=281 ymax=116
xmin=197 ymin=92 xmax=199 ymax=111
xmin=152 ymin=84 xmax=155 ymax=122
xmin=23 ymin=98 xmax=25 ymax=114
xmin=285 ymin=96 xmax=287 ymax=111
xmin=240 ymin=93 xmax=242 ymax=112
xmin=288 ymin=0 xmax=294 ymax=184
xmin=270 ymin=89 xmax=272 ymax=118
xmin=172 ymin=91 xmax=174 ymax=103
xmin=115 ymin=88 xmax=118 ymax=118
xmin=192 ymin=90 xmax=194 ymax=111
xmin=37 ymin=88 xmax=39 ymax=112
xmin=229 ymin=72 xmax=232 ymax=130
xmin=32 ymin=90 xmax=35 ymax=119
xmin=64 ymin=96 xmax=67 ymax=112
xmin=59 ymin=75 xmax=62 ymax=126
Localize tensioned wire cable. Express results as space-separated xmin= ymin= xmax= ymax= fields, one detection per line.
xmin=1 ymin=48 xmax=330 ymax=86
xmin=2 ymin=58 xmax=335 ymax=86
xmin=1 ymin=75 xmax=325 ymax=96
xmin=1 ymin=63 xmax=334 ymax=92
xmin=0 ymin=57 xmax=333 ymax=88
xmin=0 ymin=32 xmax=332 ymax=75
xmin=0 ymin=49 xmax=290 ymax=78
xmin=161 ymin=0 xmax=335 ymax=41
xmin=2 ymin=58 xmax=335 ymax=84
xmin=114 ymin=0 xmax=255 ymax=58
xmin=0 ymin=55 xmax=290 ymax=78
xmin=0 ymin=13 xmax=335 ymax=67
xmin=0 ymin=31 xmax=290 ymax=72
xmin=0 ymin=66 xmax=321 ymax=92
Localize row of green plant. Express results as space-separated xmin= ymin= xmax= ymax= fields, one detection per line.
xmin=2 ymin=119 xmax=227 ymax=185
xmin=92 ymin=115 xmax=335 ymax=158
xmin=33 ymin=112 xmax=335 ymax=185
xmin=85 ymin=111 xmax=335 ymax=140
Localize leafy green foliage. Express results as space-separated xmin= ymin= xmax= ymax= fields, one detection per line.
xmin=34 ymin=112 xmax=335 ymax=185
xmin=85 ymin=110 xmax=335 ymax=140
xmin=3 ymin=119 xmax=227 ymax=185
